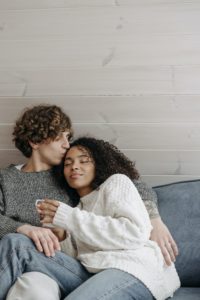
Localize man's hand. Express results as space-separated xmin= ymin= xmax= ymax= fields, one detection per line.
xmin=17 ymin=224 xmax=61 ymax=257
xmin=150 ymin=217 xmax=178 ymax=266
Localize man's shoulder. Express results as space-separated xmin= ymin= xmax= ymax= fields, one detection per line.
xmin=0 ymin=164 xmax=16 ymax=171
xmin=0 ymin=164 xmax=17 ymax=176
xmin=133 ymin=178 xmax=147 ymax=189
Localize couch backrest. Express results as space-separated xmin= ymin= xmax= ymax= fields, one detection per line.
xmin=153 ymin=180 xmax=200 ymax=287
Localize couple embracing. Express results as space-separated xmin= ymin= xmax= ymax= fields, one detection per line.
xmin=0 ymin=104 xmax=180 ymax=300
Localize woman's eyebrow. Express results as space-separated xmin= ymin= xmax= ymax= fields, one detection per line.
xmin=65 ymin=154 xmax=90 ymax=161
xmin=79 ymin=154 xmax=90 ymax=158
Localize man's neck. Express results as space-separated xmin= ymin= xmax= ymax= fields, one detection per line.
xmin=21 ymin=159 xmax=52 ymax=173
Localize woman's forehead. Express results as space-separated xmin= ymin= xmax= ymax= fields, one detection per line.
xmin=66 ymin=145 xmax=90 ymax=158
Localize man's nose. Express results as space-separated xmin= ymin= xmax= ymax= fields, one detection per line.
xmin=63 ymin=138 xmax=70 ymax=149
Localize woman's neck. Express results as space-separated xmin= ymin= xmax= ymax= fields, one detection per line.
xmin=77 ymin=186 xmax=94 ymax=197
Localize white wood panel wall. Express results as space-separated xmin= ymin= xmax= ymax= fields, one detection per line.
xmin=0 ymin=0 xmax=200 ymax=186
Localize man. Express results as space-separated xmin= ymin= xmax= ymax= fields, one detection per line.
xmin=0 ymin=104 xmax=177 ymax=299
xmin=0 ymin=104 xmax=73 ymax=299
xmin=0 ymin=104 xmax=72 ymax=256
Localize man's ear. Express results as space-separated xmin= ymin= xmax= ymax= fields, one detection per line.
xmin=29 ymin=140 xmax=39 ymax=150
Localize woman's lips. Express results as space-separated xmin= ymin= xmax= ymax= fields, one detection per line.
xmin=70 ymin=173 xmax=82 ymax=179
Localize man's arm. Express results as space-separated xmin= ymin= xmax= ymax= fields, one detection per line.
xmin=0 ymin=187 xmax=60 ymax=257
xmin=0 ymin=187 xmax=24 ymax=238
xmin=133 ymin=179 xmax=178 ymax=265
xmin=133 ymin=179 xmax=159 ymax=218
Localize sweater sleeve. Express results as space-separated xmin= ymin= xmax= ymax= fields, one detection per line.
xmin=0 ymin=186 xmax=24 ymax=238
xmin=133 ymin=179 xmax=159 ymax=219
xmin=53 ymin=174 xmax=152 ymax=251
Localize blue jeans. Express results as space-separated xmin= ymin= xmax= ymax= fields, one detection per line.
xmin=0 ymin=233 xmax=153 ymax=300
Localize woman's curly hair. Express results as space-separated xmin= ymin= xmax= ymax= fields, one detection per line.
xmin=13 ymin=105 xmax=73 ymax=157
xmin=61 ymin=137 xmax=140 ymax=206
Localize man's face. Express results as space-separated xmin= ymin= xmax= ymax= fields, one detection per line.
xmin=35 ymin=131 xmax=71 ymax=167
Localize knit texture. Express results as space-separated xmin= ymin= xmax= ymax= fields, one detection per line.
xmin=55 ymin=174 xmax=180 ymax=300
xmin=133 ymin=179 xmax=159 ymax=218
xmin=0 ymin=165 xmax=70 ymax=238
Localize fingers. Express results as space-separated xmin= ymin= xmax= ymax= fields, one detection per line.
xmin=39 ymin=209 xmax=56 ymax=218
xmin=37 ymin=200 xmax=59 ymax=219
xmin=43 ymin=199 xmax=60 ymax=208
xmin=34 ymin=199 xmax=62 ymax=254
xmin=23 ymin=226 xmax=60 ymax=256
xmin=156 ymin=234 xmax=178 ymax=266
xmin=150 ymin=217 xmax=179 ymax=266
xmin=17 ymin=224 xmax=61 ymax=256
xmin=30 ymin=230 xmax=44 ymax=253
xmin=164 ymin=232 xmax=178 ymax=262
xmin=30 ymin=228 xmax=61 ymax=257
xmin=169 ymin=237 xmax=179 ymax=256
xmin=41 ymin=215 xmax=54 ymax=224
xmin=160 ymin=241 xmax=175 ymax=266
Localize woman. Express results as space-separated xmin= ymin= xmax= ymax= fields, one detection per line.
xmin=37 ymin=137 xmax=180 ymax=300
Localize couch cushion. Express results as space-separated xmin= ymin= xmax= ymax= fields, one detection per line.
xmin=153 ymin=180 xmax=200 ymax=287
xmin=172 ymin=287 xmax=200 ymax=299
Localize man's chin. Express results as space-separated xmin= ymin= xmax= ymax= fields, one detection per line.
xmin=51 ymin=159 xmax=62 ymax=166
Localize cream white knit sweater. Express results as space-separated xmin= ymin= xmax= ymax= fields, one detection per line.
xmin=53 ymin=174 xmax=180 ymax=300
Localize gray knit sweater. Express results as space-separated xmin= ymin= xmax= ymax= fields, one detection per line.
xmin=0 ymin=165 xmax=158 ymax=239
xmin=0 ymin=165 xmax=70 ymax=238
xmin=133 ymin=179 xmax=159 ymax=219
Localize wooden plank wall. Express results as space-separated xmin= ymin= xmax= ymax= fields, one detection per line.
xmin=0 ymin=0 xmax=200 ymax=186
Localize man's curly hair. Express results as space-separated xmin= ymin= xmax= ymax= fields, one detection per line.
xmin=63 ymin=137 xmax=140 ymax=206
xmin=13 ymin=105 xmax=72 ymax=158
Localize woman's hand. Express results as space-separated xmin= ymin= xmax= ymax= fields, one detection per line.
xmin=37 ymin=199 xmax=60 ymax=225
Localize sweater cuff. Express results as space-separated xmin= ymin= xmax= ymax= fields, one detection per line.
xmin=53 ymin=202 xmax=74 ymax=230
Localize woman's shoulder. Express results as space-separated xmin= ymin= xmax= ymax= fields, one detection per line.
xmin=100 ymin=174 xmax=142 ymax=207
xmin=102 ymin=173 xmax=133 ymax=188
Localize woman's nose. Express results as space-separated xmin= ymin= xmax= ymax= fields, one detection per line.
xmin=71 ymin=162 xmax=79 ymax=170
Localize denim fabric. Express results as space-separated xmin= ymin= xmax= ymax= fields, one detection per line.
xmin=0 ymin=233 xmax=152 ymax=300
xmin=153 ymin=180 xmax=200 ymax=287
xmin=65 ymin=269 xmax=153 ymax=300
xmin=0 ymin=233 xmax=91 ymax=300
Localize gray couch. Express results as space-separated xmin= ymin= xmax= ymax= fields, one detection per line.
xmin=153 ymin=179 xmax=200 ymax=299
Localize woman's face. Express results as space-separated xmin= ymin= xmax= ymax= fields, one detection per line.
xmin=64 ymin=146 xmax=95 ymax=197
